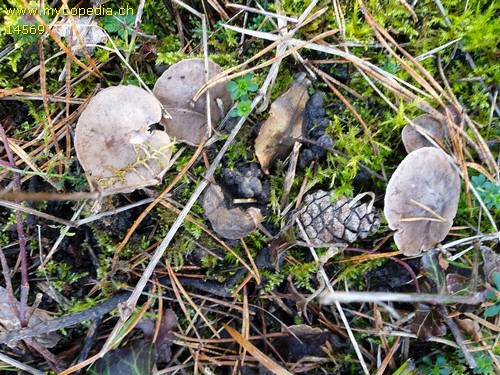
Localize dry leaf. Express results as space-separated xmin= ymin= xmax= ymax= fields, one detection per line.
xmin=409 ymin=303 xmax=447 ymax=340
xmin=272 ymin=325 xmax=343 ymax=362
xmin=201 ymin=183 xmax=262 ymax=239
xmin=481 ymin=246 xmax=500 ymax=284
xmin=255 ymin=73 xmax=310 ymax=174
xmin=454 ymin=317 xmax=481 ymax=342
xmin=54 ymin=16 xmax=107 ymax=56
xmin=0 ymin=287 xmax=60 ymax=348
xmin=155 ymin=309 xmax=178 ymax=363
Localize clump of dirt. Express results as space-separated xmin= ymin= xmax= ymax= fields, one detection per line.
xmin=299 ymin=91 xmax=335 ymax=169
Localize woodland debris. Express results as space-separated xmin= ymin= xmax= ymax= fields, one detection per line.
xmin=481 ymin=246 xmax=500 ymax=284
xmin=0 ymin=287 xmax=60 ymax=348
xmin=271 ymin=324 xmax=344 ymax=363
xmin=299 ymin=190 xmax=380 ymax=245
xmin=255 ymin=73 xmax=310 ymax=174
xmin=54 ymin=16 xmax=107 ymax=56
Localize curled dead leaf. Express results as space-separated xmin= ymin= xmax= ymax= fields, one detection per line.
xmin=272 ymin=325 xmax=343 ymax=362
xmin=255 ymin=73 xmax=310 ymax=174
xmin=481 ymin=246 xmax=500 ymax=284
xmin=54 ymin=16 xmax=106 ymax=56
xmin=0 ymin=287 xmax=60 ymax=348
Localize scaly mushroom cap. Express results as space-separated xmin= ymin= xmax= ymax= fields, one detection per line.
xmin=153 ymin=58 xmax=232 ymax=146
xmin=75 ymin=85 xmax=172 ymax=192
xmin=402 ymin=114 xmax=448 ymax=153
xmin=384 ymin=147 xmax=460 ymax=255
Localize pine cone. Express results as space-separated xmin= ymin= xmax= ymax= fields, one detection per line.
xmin=299 ymin=190 xmax=380 ymax=245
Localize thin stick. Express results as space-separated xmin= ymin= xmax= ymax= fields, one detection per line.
xmin=0 ymin=352 xmax=45 ymax=375
xmin=0 ymin=125 xmax=28 ymax=326
xmin=320 ymin=291 xmax=483 ymax=305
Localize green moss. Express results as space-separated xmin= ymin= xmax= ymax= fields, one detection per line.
xmin=37 ymin=260 xmax=88 ymax=293
xmin=336 ymin=256 xmax=387 ymax=290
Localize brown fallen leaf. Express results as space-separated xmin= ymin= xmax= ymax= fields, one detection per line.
xmin=54 ymin=16 xmax=107 ymax=56
xmin=155 ymin=308 xmax=178 ymax=363
xmin=201 ymin=183 xmax=262 ymax=239
xmin=481 ymin=246 xmax=500 ymax=284
xmin=0 ymin=287 xmax=60 ymax=348
xmin=272 ymin=324 xmax=344 ymax=363
xmin=255 ymin=73 xmax=310 ymax=174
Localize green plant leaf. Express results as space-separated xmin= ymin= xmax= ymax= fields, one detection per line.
xmin=231 ymin=89 xmax=241 ymax=101
xmin=421 ymin=250 xmax=447 ymax=294
xmin=484 ymin=303 xmax=500 ymax=318
xmin=86 ymin=341 xmax=154 ymax=375
xmin=248 ymin=81 xmax=259 ymax=92
xmin=225 ymin=80 xmax=237 ymax=92
xmin=492 ymin=272 xmax=500 ymax=291
xmin=236 ymin=99 xmax=252 ymax=117
xmin=101 ymin=12 xmax=136 ymax=38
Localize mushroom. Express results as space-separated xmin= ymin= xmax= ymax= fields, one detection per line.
xmin=153 ymin=58 xmax=232 ymax=146
xmin=402 ymin=114 xmax=448 ymax=153
xmin=384 ymin=147 xmax=460 ymax=256
xmin=201 ymin=183 xmax=262 ymax=240
xmin=75 ymin=85 xmax=172 ymax=192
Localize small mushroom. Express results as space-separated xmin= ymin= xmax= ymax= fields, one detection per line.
xmin=153 ymin=58 xmax=232 ymax=146
xmin=75 ymin=85 xmax=172 ymax=192
xmin=201 ymin=183 xmax=262 ymax=239
xmin=402 ymin=114 xmax=448 ymax=153
xmin=384 ymin=147 xmax=460 ymax=256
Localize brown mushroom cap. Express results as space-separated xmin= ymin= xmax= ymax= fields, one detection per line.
xmin=75 ymin=85 xmax=172 ymax=192
xmin=153 ymin=58 xmax=232 ymax=146
xmin=201 ymin=183 xmax=262 ymax=239
xmin=402 ymin=114 xmax=448 ymax=153
xmin=384 ymin=147 xmax=460 ymax=255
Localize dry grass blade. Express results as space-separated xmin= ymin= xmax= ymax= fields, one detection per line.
xmin=222 ymin=323 xmax=292 ymax=375
xmin=193 ymin=8 xmax=332 ymax=102
xmin=375 ymin=336 xmax=400 ymax=375
xmin=18 ymin=0 xmax=100 ymax=78
xmin=321 ymin=291 xmax=483 ymax=305
xmin=166 ymin=263 xmax=219 ymax=338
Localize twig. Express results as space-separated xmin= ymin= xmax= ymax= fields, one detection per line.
xmin=226 ymin=3 xmax=298 ymax=23
xmin=0 ymin=351 xmax=45 ymax=375
xmin=0 ymin=292 xmax=130 ymax=345
xmin=320 ymin=291 xmax=483 ymax=305
xmin=0 ymin=124 xmax=29 ymax=326
xmin=437 ymin=305 xmax=477 ymax=369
